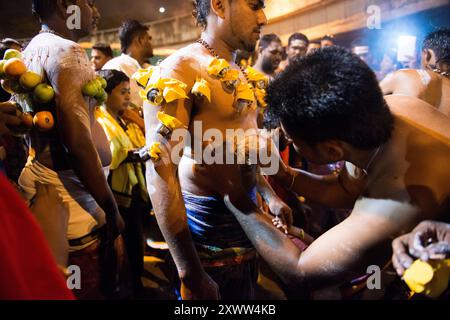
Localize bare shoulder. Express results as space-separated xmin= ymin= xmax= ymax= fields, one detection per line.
xmin=385 ymin=95 xmax=450 ymax=140
xmin=159 ymin=43 xmax=208 ymax=81
xmin=44 ymin=36 xmax=91 ymax=69
xmin=58 ymin=47 xmax=91 ymax=73
xmin=384 ymin=69 xmax=421 ymax=84
xmin=24 ymin=34 xmax=94 ymax=90
xmin=391 ymin=68 xmax=423 ymax=81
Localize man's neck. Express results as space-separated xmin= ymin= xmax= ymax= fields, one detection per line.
xmin=201 ymin=31 xmax=235 ymax=62
xmin=125 ymin=49 xmax=146 ymax=67
xmin=41 ymin=21 xmax=78 ymax=42
xmin=346 ymin=145 xmax=384 ymax=174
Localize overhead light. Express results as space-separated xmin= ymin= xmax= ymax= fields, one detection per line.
xmin=159 ymin=7 xmax=166 ymax=13
xmin=397 ymin=35 xmax=416 ymax=62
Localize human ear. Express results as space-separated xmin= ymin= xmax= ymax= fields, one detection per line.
xmin=211 ymin=0 xmax=226 ymax=19
xmin=424 ymin=49 xmax=433 ymax=64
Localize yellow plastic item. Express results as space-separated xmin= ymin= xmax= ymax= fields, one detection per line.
xmin=235 ymin=82 xmax=255 ymax=104
xmin=246 ymin=66 xmax=269 ymax=89
xmin=403 ymin=259 xmax=450 ymax=298
xmin=148 ymin=142 xmax=162 ymax=161
xmin=207 ymin=58 xmax=240 ymax=86
xmin=132 ymin=67 xmax=154 ymax=88
xmin=254 ymin=88 xmax=267 ymax=109
xmin=207 ymin=58 xmax=231 ymax=78
xmin=133 ymin=66 xmax=188 ymax=105
xmin=142 ymin=78 xmax=188 ymax=106
xmin=191 ymin=78 xmax=211 ymax=102
xmin=157 ymin=112 xmax=185 ymax=131
xmin=221 ymin=69 xmax=240 ymax=82
xmin=161 ymin=78 xmax=189 ymax=103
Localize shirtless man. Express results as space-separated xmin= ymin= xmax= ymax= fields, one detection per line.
xmin=380 ymin=29 xmax=450 ymax=116
xmin=17 ymin=0 xmax=123 ymax=298
xmin=142 ymin=0 xmax=290 ymax=299
xmin=217 ymin=47 xmax=450 ymax=295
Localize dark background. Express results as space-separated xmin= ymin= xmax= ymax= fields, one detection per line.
xmin=0 ymin=0 xmax=192 ymax=39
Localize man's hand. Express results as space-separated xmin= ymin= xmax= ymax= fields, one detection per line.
xmin=121 ymin=108 xmax=145 ymax=132
xmin=0 ymin=101 xmax=21 ymax=136
xmin=268 ymin=197 xmax=293 ymax=234
xmin=392 ymin=220 xmax=450 ymax=276
xmin=180 ymin=271 xmax=220 ymax=300
xmin=99 ymin=209 xmax=125 ymax=297
xmin=104 ymin=209 xmax=125 ymax=246
xmin=30 ymin=182 xmax=69 ymax=266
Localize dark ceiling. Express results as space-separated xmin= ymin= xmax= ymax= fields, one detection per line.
xmin=0 ymin=0 xmax=192 ymax=39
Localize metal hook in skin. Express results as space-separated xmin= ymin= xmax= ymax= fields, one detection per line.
xmin=156 ymin=122 xmax=173 ymax=140
xmin=147 ymin=88 xmax=164 ymax=105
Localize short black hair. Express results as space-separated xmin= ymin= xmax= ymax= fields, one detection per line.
xmin=288 ymin=33 xmax=309 ymax=47
xmin=259 ymin=34 xmax=281 ymax=50
xmin=192 ymin=0 xmax=211 ymax=29
xmin=321 ymin=35 xmax=335 ymax=43
xmin=192 ymin=0 xmax=265 ymax=29
xmin=32 ymin=0 xmax=62 ymax=21
xmin=1 ymin=38 xmax=22 ymax=48
xmin=118 ymin=20 xmax=149 ymax=53
xmin=96 ymin=69 xmax=129 ymax=94
xmin=423 ymin=28 xmax=450 ymax=63
xmin=92 ymin=43 xmax=113 ymax=58
xmin=266 ymin=47 xmax=394 ymax=150
xmin=0 ymin=40 xmax=22 ymax=58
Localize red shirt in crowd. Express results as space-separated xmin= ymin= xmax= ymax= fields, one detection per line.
xmin=0 ymin=173 xmax=74 ymax=300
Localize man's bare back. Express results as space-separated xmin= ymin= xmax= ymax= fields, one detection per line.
xmin=313 ymin=95 xmax=450 ymax=277
xmin=333 ymin=95 xmax=450 ymax=259
xmin=380 ymin=69 xmax=450 ymax=116
xmin=21 ymin=33 xmax=111 ymax=171
xmin=218 ymin=95 xmax=450 ymax=292
xmin=369 ymin=95 xmax=450 ymax=218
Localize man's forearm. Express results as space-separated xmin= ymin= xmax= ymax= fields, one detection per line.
xmin=225 ymin=193 xmax=305 ymax=285
xmin=275 ymin=163 xmax=355 ymax=208
xmin=256 ymin=170 xmax=278 ymax=206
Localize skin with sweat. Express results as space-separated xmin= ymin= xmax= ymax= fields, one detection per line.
xmin=222 ymin=95 xmax=450 ymax=292
xmin=143 ymin=0 xmax=268 ymax=299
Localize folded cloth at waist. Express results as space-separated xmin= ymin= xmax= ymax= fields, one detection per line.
xmin=183 ymin=188 xmax=257 ymax=264
xmin=19 ymin=160 xmax=106 ymax=251
xmin=68 ymin=225 xmax=105 ymax=247
xmin=197 ymin=246 xmax=257 ymax=267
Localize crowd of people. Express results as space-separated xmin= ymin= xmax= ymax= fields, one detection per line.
xmin=0 ymin=0 xmax=449 ymax=300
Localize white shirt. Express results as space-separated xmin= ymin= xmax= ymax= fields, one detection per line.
xmin=102 ymin=53 xmax=143 ymax=110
